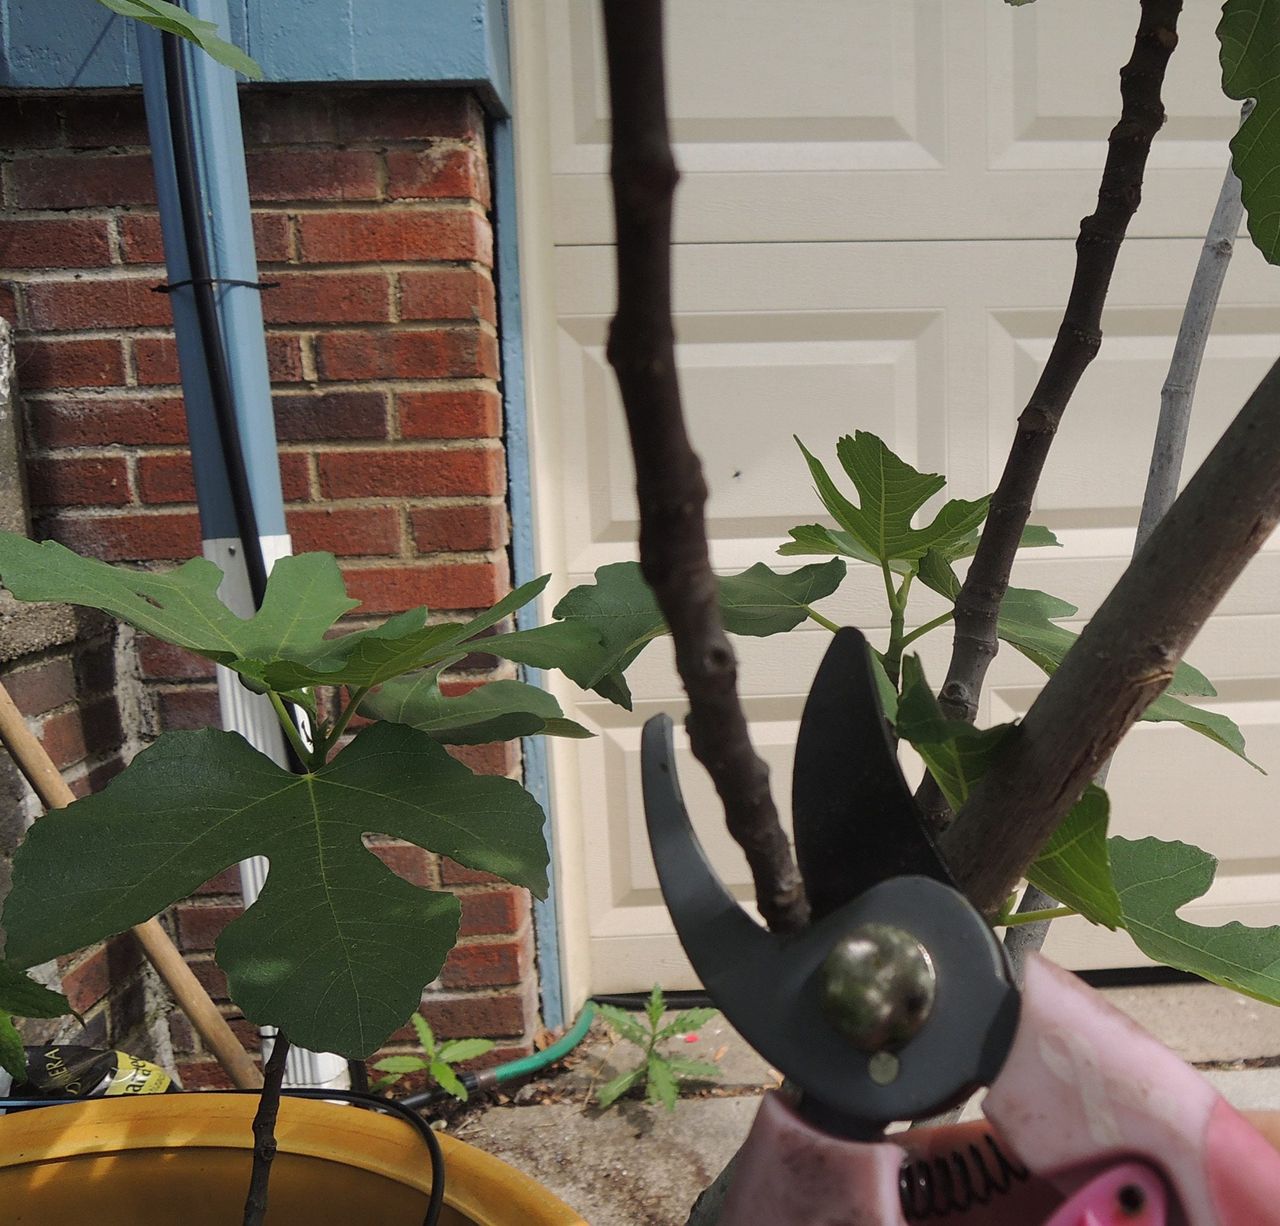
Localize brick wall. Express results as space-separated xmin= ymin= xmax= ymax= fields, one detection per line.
xmin=0 ymin=86 xmax=540 ymax=1086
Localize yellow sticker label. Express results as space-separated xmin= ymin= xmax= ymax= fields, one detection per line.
xmin=103 ymin=1050 xmax=172 ymax=1096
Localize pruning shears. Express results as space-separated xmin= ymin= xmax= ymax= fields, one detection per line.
xmin=642 ymin=628 xmax=1280 ymax=1224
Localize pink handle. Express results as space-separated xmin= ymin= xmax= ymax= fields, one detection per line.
xmin=1041 ymin=1164 xmax=1166 ymax=1226
xmin=984 ymin=954 xmax=1280 ymax=1224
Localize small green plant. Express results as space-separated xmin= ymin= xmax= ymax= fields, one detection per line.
xmin=370 ymin=1012 xmax=493 ymax=1101
xmin=595 ymin=986 xmax=719 ymax=1110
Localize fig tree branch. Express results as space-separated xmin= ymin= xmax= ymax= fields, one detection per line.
xmin=938 ymin=0 xmax=1182 ymax=729
xmin=601 ymin=0 xmax=808 ymax=932
xmin=944 ymin=354 xmax=1280 ymax=914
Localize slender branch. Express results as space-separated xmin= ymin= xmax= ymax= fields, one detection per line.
xmin=806 ymin=607 xmax=841 ymax=634
xmin=1002 ymin=906 xmax=1076 ymax=927
xmin=323 ymin=685 xmax=370 ymax=759
xmin=944 ymin=354 xmax=1280 ymax=913
xmin=1003 ymin=103 xmax=1248 ymax=974
xmin=242 ymin=1032 xmax=291 ymax=1226
xmin=601 ymin=0 xmax=808 ymax=932
xmin=900 ymin=610 xmax=954 ymax=649
xmin=937 ymin=0 xmax=1181 ymax=730
xmin=269 ymin=691 xmax=315 ymax=770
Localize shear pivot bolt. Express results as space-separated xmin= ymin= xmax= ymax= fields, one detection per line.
xmin=819 ymin=923 xmax=936 ymax=1053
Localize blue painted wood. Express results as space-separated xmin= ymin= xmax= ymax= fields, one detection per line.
xmin=2 ymin=0 xmax=509 ymax=108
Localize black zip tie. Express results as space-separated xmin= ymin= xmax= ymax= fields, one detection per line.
xmin=152 ymin=277 xmax=279 ymax=294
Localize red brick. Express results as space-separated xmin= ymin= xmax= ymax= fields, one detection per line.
xmin=330 ymin=91 xmax=483 ymax=144
xmin=120 ymin=212 xmax=291 ymax=264
xmin=399 ymin=389 xmax=501 ymax=440
xmin=73 ymin=755 xmax=127 ymax=799
xmin=28 ymin=396 xmax=188 ymax=448
xmin=175 ymin=1060 xmax=236 ymax=1090
xmin=287 ymin=506 xmax=401 ymax=557
xmin=8 ymin=154 xmax=155 ymax=208
xmin=40 ymin=510 xmax=202 ymax=561
xmin=447 ymin=741 xmax=518 ymax=776
xmin=398 ymin=268 xmax=495 ymax=324
xmin=135 ymin=452 xmax=194 ymax=504
xmin=410 ymin=503 xmax=506 ymax=552
xmin=439 ymin=858 xmax=503 ymax=887
xmin=138 ymin=635 xmax=217 ymax=682
xmin=60 ymin=936 xmax=143 ymax=1014
xmin=157 ymin=688 xmax=221 ymax=730
xmin=318 ymin=446 xmax=503 ymax=498
xmin=261 ymin=272 xmax=390 ymax=325
xmin=344 ymin=562 xmax=507 ymax=614
xmin=458 ymin=888 xmax=528 ymax=938
xmin=74 ymin=639 xmax=117 ymax=697
xmin=189 ymin=957 xmax=229 ymax=1000
xmin=368 ymin=842 xmax=436 ymax=889
xmin=386 ymin=146 xmax=490 ymax=206
xmin=297 ymin=210 xmax=491 ymax=264
xmin=418 ymin=991 xmax=529 ymax=1041
xmin=0 ymin=218 xmax=113 ymax=269
xmin=440 ymin=939 xmax=529 ymax=989
xmin=315 ymin=327 xmax=497 ymax=382
xmin=238 ymin=90 xmax=340 ymax=144
xmin=195 ymin=865 xmax=244 ymax=896
xmin=16 ymin=337 xmax=125 ymax=389
xmin=278 ymin=451 xmax=312 ymax=501
xmin=40 ymin=697 xmax=122 ymax=770
xmin=0 ymin=284 xmax=15 ymax=325
xmin=176 ymin=903 xmax=243 ymax=951
xmin=25 ymin=277 xmax=173 ymax=331
xmin=246 ymin=149 xmax=380 ymax=203
xmin=3 ymin=97 xmax=64 ymax=148
xmin=273 ymin=390 xmax=387 ymax=442
xmin=3 ymin=657 xmax=76 ymax=717
xmin=133 ymin=333 xmax=303 ymax=385
xmin=27 ymin=455 xmax=130 ymax=507
xmin=61 ymin=93 xmax=151 ymax=147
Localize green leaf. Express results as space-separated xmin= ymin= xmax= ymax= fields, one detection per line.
xmin=437 ymin=1038 xmax=494 ymax=1065
xmin=373 ymin=1055 xmax=432 ymax=1075
xmin=0 ymin=962 xmax=70 ymax=1020
xmin=1111 ymin=836 xmax=1280 ymax=1004
xmin=895 ymin=656 xmax=1014 ymax=811
xmin=0 ymin=1013 xmax=25 ymax=1081
xmin=1026 ymin=786 xmax=1122 ymax=929
xmin=363 ymin=673 xmax=592 ymax=745
xmin=663 ymin=1057 xmax=722 ymax=1081
xmin=656 ymin=1008 xmax=717 ymax=1042
xmin=778 ymin=523 xmax=911 ymax=574
xmin=487 ymin=560 xmax=845 ymax=709
xmin=596 ymin=1064 xmax=645 ymax=1108
xmin=645 ymin=984 xmax=665 ymax=1030
xmin=868 ymin=650 xmax=899 ymax=723
xmin=646 ymin=1056 xmax=679 ymax=1110
xmin=597 ymin=1003 xmax=648 ymax=1047
xmin=3 ymin=722 xmax=549 ymax=1058
xmin=1141 ymin=691 xmax=1261 ymax=769
xmin=410 ymin=1013 xmax=437 ymax=1060
xmin=430 ymin=1060 xmax=469 ymax=1101
xmin=795 ymin=434 xmax=988 ymax=565
xmin=94 ymin=0 xmax=263 ymax=77
xmin=1220 ymin=1 xmax=1280 ymax=263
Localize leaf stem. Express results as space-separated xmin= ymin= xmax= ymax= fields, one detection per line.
xmin=805 ymin=607 xmax=841 ymax=634
xmin=322 ymin=686 xmax=370 ymax=759
xmin=901 ymin=611 xmax=954 ymax=649
xmin=1001 ymin=905 xmax=1077 ymax=927
xmin=881 ymin=561 xmax=905 ymax=687
xmin=268 ymin=691 xmax=316 ymax=771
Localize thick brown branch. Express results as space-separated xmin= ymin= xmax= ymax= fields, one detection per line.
xmin=938 ymin=0 xmax=1181 ymax=730
xmin=242 ymin=1033 xmax=290 ymax=1226
xmin=601 ymin=0 xmax=808 ymax=932
xmin=944 ymin=355 xmax=1280 ymax=913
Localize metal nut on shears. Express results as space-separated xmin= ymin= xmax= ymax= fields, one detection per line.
xmin=819 ymin=923 xmax=936 ymax=1054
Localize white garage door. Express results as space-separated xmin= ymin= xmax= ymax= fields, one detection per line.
xmin=512 ymin=1 xmax=1280 ymax=999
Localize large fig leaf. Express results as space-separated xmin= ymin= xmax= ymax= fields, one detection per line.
xmin=3 ymin=723 xmax=549 ymax=1058
xmin=1220 ymin=0 xmax=1280 ymax=263
xmin=1111 ymin=836 xmax=1280 ymax=1004
xmin=1026 ymin=786 xmax=1122 ymax=930
xmin=487 ymin=559 xmax=846 ymax=709
xmin=0 ymin=963 xmax=71 ymax=1080
xmin=364 ymin=672 xmax=592 ymax=744
xmin=795 ymin=434 xmax=988 ymax=565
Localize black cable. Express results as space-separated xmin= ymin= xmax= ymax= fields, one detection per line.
xmin=1 ymin=1089 xmax=446 ymax=1226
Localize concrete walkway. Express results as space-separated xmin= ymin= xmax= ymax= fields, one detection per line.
xmin=450 ymin=983 xmax=1280 ymax=1225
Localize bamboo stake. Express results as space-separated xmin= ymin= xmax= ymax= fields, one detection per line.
xmin=0 ymin=680 xmax=263 ymax=1090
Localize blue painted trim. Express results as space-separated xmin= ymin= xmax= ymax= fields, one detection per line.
xmin=138 ymin=1 xmax=287 ymax=540
xmin=491 ymin=110 xmax=565 ymax=1028
xmin=2 ymin=0 xmax=510 ymax=109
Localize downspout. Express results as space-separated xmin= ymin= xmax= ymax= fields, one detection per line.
xmin=136 ymin=2 xmax=346 ymax=1091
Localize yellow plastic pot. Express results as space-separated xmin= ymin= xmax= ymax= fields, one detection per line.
xmin=0 ymin=1094 xmax=586 ymax=1225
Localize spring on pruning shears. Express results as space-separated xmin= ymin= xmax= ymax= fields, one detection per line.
xmin=898 ymin=1132 xmax=1031 ymax=1220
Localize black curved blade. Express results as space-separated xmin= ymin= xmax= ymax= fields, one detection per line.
xmin=792 ymin=628 xmax=952 ymax=919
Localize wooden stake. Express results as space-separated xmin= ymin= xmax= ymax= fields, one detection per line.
xmin=0 ymin=680 xmax=262 ymax=1090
